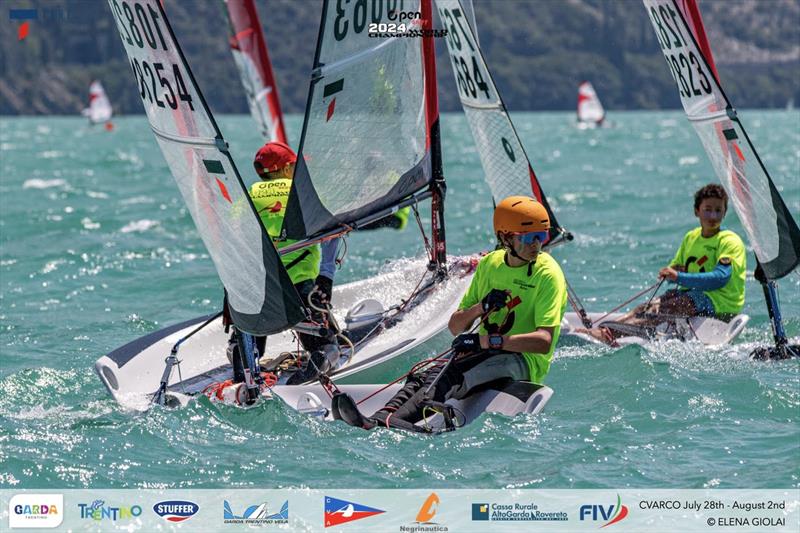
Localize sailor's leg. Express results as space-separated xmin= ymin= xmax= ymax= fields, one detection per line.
xmin=368 ymin=364 xmax=459 ymax=428
xmin=448 ymin=351 xmax=529 ymax=400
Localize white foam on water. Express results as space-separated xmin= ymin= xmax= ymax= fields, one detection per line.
xmin=120 ymin=219 xmax=159 ymax=233
xmin=22 ymin=178 xmax=67 ymax=189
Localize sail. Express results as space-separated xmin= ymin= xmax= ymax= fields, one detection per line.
xmin=643 ymin=0 xmax=800 ymax=280
xmin=224 ymin=0 xmax=288 ymax=143
xmin=107 ymin=0 xmax=303 ymax=334
xmin=283 ymin=0 xmax=439 ymax=239
xmin=82 ymin=80 xmax=113 ymax=123
xmin=577 ymin=81 xmax=605 ymax=125
xmin=435 ymin=0 xmax=565 ymax=243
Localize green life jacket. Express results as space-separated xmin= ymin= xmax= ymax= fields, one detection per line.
xmin=249 ymin=178 xmax=320 ymax=284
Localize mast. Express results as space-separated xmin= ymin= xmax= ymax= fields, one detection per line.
xmin=422 ymin=0 xmax=447 ymax=274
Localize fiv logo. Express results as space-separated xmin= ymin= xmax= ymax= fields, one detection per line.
xmin=580 ymin=494 xmax=629 ymax=528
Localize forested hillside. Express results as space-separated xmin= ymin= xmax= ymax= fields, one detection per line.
xmin=1 ymin=0 xmax=797 ymax=115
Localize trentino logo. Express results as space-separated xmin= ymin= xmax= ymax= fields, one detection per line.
xmin=9 ymin=494 xmax=63 ymax=529
xmin=223 ymin=500 xmax=288 ymax=524
xmin=153 ymin=500 xmax=199 ymax=523
xmin=324 ymin=496 xmax=384 ymax=528
xmin=580 ymin=494 xmax=629 ymax=528
xmin=78 ymin=500 xmax=142 ymax=521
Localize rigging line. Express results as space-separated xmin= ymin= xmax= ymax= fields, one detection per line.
xmin=565 ymin=278 xmax=592 ymax=328
xmin=412 ymin=200 xmax=433 ymax=261
xmin=593 ymin=279 xmax=663 ymax=326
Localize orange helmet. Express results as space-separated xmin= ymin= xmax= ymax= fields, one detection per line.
xmin=493 ymin=196 xmax=550 ymax=234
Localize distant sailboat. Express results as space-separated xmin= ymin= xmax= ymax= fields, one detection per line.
xmin=81 ymin=80 xmax=113 ymax=130
xmin=224 ymin=0 xmax=287 ymax=143
xmin=576 ymin=81 xmax=605 ymax=128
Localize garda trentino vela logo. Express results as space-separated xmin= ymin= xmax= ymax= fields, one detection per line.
xmin=580 ymin=494 xmax=629 ymax=528
xmin=9 ymin=494 xmax=63 ymax=529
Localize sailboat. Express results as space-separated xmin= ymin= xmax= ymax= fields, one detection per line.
xmin=81 ymin=80 xmax=113 ymax=129
xmin=640 ymin=0 xmax=799 ymax=358
xmin=576 ymin=81 xmax=605 ymax=129
xmin=223 ymin=0 xmax=287 ymax=143
xmin=95 ymin=0 xmax=477 ymax=411
xmin=274 ymin=0 xmax=573 ymax=430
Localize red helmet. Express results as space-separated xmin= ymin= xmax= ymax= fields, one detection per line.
xmin=254 ymin=142 xmax=296 ymax=177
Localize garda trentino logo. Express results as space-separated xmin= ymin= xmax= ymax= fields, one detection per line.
xmin=579 ymin=494 xmax=629 ymax=528
xmin=153 ymin=500 xmax=199 ymax=523
xmin=9 ymin=494 xmax=63 ymax=529
xmin=78 ymin=500 xmax=142 ymax=521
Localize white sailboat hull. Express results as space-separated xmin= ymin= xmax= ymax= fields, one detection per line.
xmin=561 ymin=312 xmax=749 ymax=346
xmin=95 ymin=256 xmax=477 ymax=410
xmin=271 ymin=381 xmax=553 ymax=433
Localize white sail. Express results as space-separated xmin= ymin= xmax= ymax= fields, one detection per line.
xmin=82 ymin=80 xmax=113 ymax=124
xmin=283 ymin=0 xmax=438 ymax=239
xmin=643 ymin=0 xmax=799 ymax=280
xmin=577 ymin=81 xmax=605 ymax=125
xmin=435 ymin=0 xmax=566 ymax=242
xmin=106 ymin=0 xmax=303 ymax=334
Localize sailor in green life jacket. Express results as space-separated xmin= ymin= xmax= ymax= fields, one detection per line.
xmin=246 ymin=141 xmax=340 ymax=384
xmin=581 ymin=183 xmax=747 ymax=344
xmin=333 ymin=196 xmax=567 ymax=432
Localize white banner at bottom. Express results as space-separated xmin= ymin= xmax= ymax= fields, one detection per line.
xmin=2 ymin=489 xmax=798 ymax=532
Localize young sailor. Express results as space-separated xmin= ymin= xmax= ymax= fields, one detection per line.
xmin=245 ymin=141 xmax=339 ymax=383
xmin=581 ymin=183 xmax=746 ymax=343
xmin=333 ymin=196 xmax=567 ymax=432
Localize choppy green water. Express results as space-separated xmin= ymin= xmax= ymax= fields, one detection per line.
xmin=1 ymin=111 xmax=798 ymax=489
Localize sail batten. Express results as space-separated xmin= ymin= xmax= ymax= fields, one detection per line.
xmin=643 ymin=0 xmax=800 ymax=281
xmin=108 ymin=0 xmax=304 ymax=335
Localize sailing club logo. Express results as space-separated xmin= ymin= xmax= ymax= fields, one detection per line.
xmin=401 ymin=492 xmax=448 ymax=532
xmin=223 ymin=500 xmax=288 ymax=525
xmin=471 ymin=501 xmax=568 ymax=522
xmin=9 ymin=494 xmax=63 ymax=529
xmin=324 ymin=496 xmax=385 ymax=527
xmin=152 ymin=500 xmax=199 ymax=523
xmin=78 ymin=500 xmax=142 ymax=521
xmin=579 ymin=494 xmax=629 ymax=528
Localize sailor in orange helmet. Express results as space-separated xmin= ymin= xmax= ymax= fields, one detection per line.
xmin=334 ymin=196 xmax=568 ymax=432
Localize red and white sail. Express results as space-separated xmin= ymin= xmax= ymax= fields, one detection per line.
xmin=643 ymin=0 xmax=799 ymax=280
xmin=224 ymin=0 xmax=288 ymax=143
xmin=82 ymin=80 xmax=113 ymax=124
xmin=577 ymin=81 xmax=605 ymax=125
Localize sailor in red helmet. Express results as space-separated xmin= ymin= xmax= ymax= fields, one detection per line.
xmin=243 ymin=141 xmax=339 ymax=384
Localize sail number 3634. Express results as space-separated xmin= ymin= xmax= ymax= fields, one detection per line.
xmin=110 ymin=0 xmax=194 ymax=110
xmin=647 ymin=3 xmax=712 ymax=99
